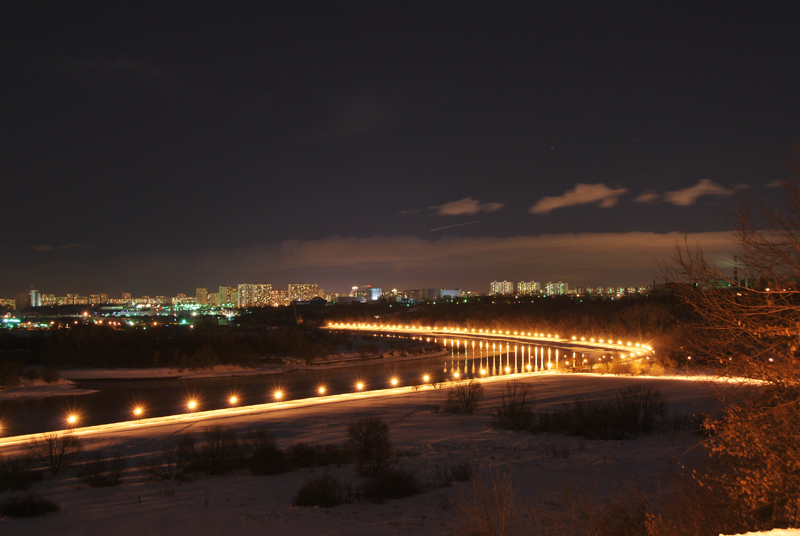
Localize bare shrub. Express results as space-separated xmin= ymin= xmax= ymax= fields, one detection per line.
xmin=493 ymin=380 xmax=534 ymax=431
xmin=196 ymin=425 xmax=241 ymax=474
xmin=0 ymin=456 xmax=42 ymax=491
xmin=539 ymin=385 xmax=665 ymax=439
xmin=292 ymin=474 xmax=351 ymax=507
xmin=452 ymin=470 xmax=518 ymax=536
xmin=615 ymin=385 xmax=666 ymax=435
xmin=41 ymin=366 xmax=61 ymax=383
xmin=140 ymin=433 xmax=196 ymax=480
xmin=360 ymin=468 xmax=420 ymax=503
xmin=446 ymin=379 xmax=485 ymax=414
xmin=77 ymin=451 xmax=126 ymax=486
xmin=0 ymin=361 xmax=21 ymax=388
xmin=243 ymin=428 xmax=286 ymax=475
xmin=26 ymin=431 xmax=83 ymax=476
xmin=0 ymin=493 xmax=59 ymax=518
xmin=533 ymin=480 xmax=654 ymax=536
xmin=449 ymin=460 xmax=473 ymax=482
xmin=347 ymin=416 xmax=392 ymax=476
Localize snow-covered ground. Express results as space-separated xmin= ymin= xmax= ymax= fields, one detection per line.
xmin=0 ymin=373 xmax=723 ymax=535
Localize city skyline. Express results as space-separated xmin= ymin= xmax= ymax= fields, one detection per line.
xmin=2 ymin=3 xmax=797 ymax=296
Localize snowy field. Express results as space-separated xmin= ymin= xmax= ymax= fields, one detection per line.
xmin=0 ymin=373 xmax=733 ymax=535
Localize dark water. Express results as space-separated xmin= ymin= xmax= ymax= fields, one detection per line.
xmin=0 ymin=337 xmax=576 ymax=437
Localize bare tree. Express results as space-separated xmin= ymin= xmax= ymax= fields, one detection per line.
xmin=452 ymin=470 xmax=518 ymax=536
xmin=346 ymin=416 xmax=392 ymax=476
xmin=27 ymin=431 xmax=83 ymax=476
xmin=493 ymin=380 xmax=534 ymax=431
xmin=446 ymin=379 xmax=485 ymax=414
xmin=140 ymin=433 xmax=196 ymax=480
xmin=666 ymin=144 xmax=800 ymax=530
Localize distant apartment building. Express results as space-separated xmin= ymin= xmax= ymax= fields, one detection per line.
xmin=269 ymin=289 xmax=289 ymax=307
xmin=288 ymin=283 xmax=319 ymax=302
xmin=89 ymin=293 xmax=109 ymax=305
xmin=237 ymin=283 xmax=272 ymax=308
xmin=544 ymin=282 xmax=569 ymax=296
xmin=490 ymin=281 xmax=514 ymax=295
xmin=516 ymin=281 xmax=541 ymax=295
xmin=15 ymin=289 xmax=41 ymax=310
xmin=439 ymin=289 xmax=461 ymax=299
xmin=218 ymin=286 xmax=237 ymax=306
xmin=322 ymin=292 xmax=339 ymax=303
xmin=420 ymin=288 xmax=439 ymax=301
xmin=403 ymin=289 xmax=424 ymax=301
xmin=367 ymin=287 xmax=382 ymax=301
xmin=41 ymin=294 xmax=56 ymax=306
xmin=196 ymin=288 xmax=208 ymax=305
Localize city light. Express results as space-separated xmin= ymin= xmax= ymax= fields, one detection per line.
xmin=391 ymin=378 xmax=398 ymax=386
xmin=357 ymin=382 xmax=364 ymax=391
xmin=133 ymin=407 xmax=143 ymax=417
xmin=229 ymin=396 xmax=238 ymax=406
xmin=423 ymin=375 xmax=430 ymax=382
xmin=318 ymin=387 xmax=326 ymax=395
xmin=187 ymin=400 xmax=197 ymax=411
xmin=275 ymin=391 xmax=283 ymax=400
xmin=67 ymin=414 xmax=78 ymax=426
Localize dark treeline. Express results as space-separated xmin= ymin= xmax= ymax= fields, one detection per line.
xmin=0 ymin=324 xmax=350 ymax=370
xmin=328 ymin=295 xmax=680 ymax=344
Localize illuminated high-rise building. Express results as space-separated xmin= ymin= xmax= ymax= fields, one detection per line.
xmin=15 ymin=288 xmax=41 ymax=310
xmin=490 ymin=281 xmax=514 ymax=295
xmin=516 ymin=281 xmax=540 ymax=295
xmin=544 ymin=282 xmax=569 ymax=296
xmin=269 ymin=289 xmax=289 ymax=307
xmin=237 ymin=284 xmax=272 ymax=308
xmin=89 ymin=293 xmax=109 ymax=305
xmin=288 ymin=283 xmax=319 ymax=302
xmin=196 ymin=288 xmax=208 ymax=305
xmin=218 ymin=286 xmax=236 ymax=306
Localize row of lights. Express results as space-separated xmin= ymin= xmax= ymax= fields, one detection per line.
xmin=31 ymin=376 xmax=415 ymax=432
xmin=328 ymin=322 xmax=652 ymax=352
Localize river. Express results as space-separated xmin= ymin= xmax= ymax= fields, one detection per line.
xmin=0 ymin=336 xmax=590 ymax=437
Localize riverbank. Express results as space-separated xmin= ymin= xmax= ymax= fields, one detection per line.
xmin=57 ymin=348 xmax=449 ymax=381
xmin=0 ymin=378 xmax=97 ymax=400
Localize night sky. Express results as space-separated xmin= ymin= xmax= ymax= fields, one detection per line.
xmin=2 ymin=2 xmax=799 ymax=296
